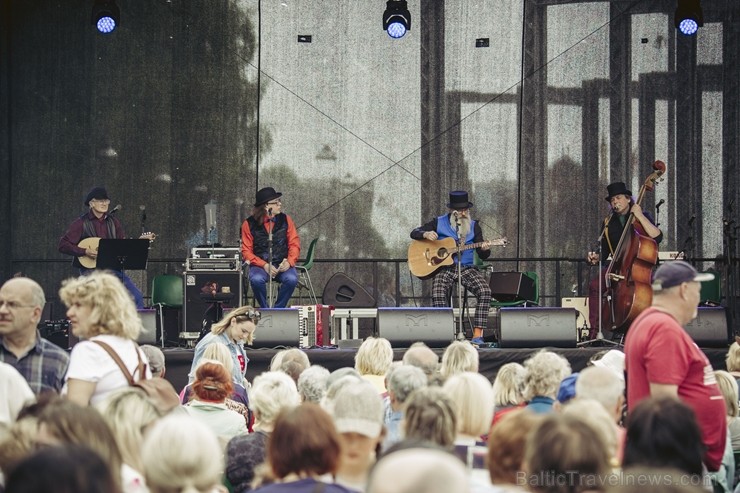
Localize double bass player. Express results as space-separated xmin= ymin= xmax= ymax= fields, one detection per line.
xmin=586 ymin=181 xmax=663 ymax=339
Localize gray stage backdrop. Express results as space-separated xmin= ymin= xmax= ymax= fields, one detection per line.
xmin=1 ymin=0 xmax=739 ymax=313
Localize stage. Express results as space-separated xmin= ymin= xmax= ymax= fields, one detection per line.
xmin=161 ymin=345 xmax=730 ymax=392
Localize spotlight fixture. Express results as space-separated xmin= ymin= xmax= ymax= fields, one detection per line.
xmin=674 ymin=0 xmax=703 ymax=36
xmin=91 ymin=0 xmax=120 ymax=34
xmin=383 ymin=0 xmax=411 ymax=39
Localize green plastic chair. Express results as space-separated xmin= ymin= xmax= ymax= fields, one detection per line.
xmin=700 ymin=270 xmax=721 ymax=305
xmin=295 ymin=238 xmax=318 ymax=304
xmin=151 ymin=275 xmax=183 ymax=347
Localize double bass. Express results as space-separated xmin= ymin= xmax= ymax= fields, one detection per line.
xmin=603 ymin=160 xmax=667 ymax=332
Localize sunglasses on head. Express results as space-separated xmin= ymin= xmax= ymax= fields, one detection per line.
xmin=236 ymin=309 xmax=261 ymax=322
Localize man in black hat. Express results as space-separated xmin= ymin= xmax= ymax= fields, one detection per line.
xmin=585 ymin=181 xmax=662 ymax=337
xmin=410 ymin=191 xmax=495 ymax=344
xmin=240 ymin=187 xmax=300 ymax=308
xmin=58 ymin=186 xmax=145 ymax=308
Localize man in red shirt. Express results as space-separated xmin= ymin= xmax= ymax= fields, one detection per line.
xmin=624 ymin=260 xmax=726 ymax=471
xmin=240 ymin=187 xmax=300 ymax=308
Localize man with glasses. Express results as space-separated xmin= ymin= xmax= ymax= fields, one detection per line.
xmin=58 ymin=186 xmax=145 ymax=308
xmin=410 ymin=190 xmax=494 ymax=345
xmin=241 ymin=187 xmax=300 ymax=308
xmin=0 ymin=277 xmax=69 ymax=394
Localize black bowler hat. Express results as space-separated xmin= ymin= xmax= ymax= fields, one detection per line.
xmin=604 ymin=182 xmax=632 ymax=201
xmin=85 ymin=186 xmax=109 ymax=206
xmin=254 ymin=187 xmax=282 ymax=207
xmin=447 ymin=190 xmax=473 ymax=210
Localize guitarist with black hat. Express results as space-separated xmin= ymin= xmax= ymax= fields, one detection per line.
xmin=410 ymin=190 xmax=505 ymax=345
xmin=58 ymin=186 xmax=147 ymax=309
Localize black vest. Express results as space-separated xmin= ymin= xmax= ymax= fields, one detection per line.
xmin=246 ymin=214 xmax=289 ymax=266
xmin=73 ymin=214 xmax=117 ymax=268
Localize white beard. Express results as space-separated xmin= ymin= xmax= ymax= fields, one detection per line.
xmin=450 ymin=214 xmax=471 ymax=240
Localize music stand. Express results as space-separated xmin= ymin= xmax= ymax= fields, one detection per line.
xmin=96 ymin=239 xmax=150 ymax=272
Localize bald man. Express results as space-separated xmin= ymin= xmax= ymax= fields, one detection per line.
xmin=0 ymin=278 xmax=69 ymax=394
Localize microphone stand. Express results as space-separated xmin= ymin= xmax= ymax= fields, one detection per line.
xmin=454 ymin=213 xmax=465 ymax=341
xmin=578 ymin=214 xmax=620 ymax=347
xmin=266 ymin=207 xmax=274 ymax=308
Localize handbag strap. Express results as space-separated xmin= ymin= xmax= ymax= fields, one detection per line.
xmin=92 ymin=339 xmax=147 ymax=385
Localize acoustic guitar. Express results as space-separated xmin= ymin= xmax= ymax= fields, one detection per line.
xmin=78 ymin=232 xmax=156 ymax=269
xmin=408 ymin=236 xmax=507 ymax=278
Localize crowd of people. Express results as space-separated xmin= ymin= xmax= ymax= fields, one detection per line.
xmin=1 ymin=238 xmax=738 ymax=493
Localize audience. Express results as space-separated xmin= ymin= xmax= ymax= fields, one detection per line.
xmin=183 ymin=362 xmax=247 ymax=443
xmin=297 ymin=364 xmax=330 ymax=403
xmin=139 ymin=345 xmax=166 ymax=378
xmin=484 ymin=409 xmax=544 ymax=492
xmin=367 ymin=446 xmax=469 ymax=493
xmin=402 ymin=386 xmax=458 ymax=449
xmin=0 ymin=362 xmax=35 ymax=427
xmin=725 ymin=340 xmax=740 ymax=387
xmin=522 ymin=350 xmax=571 ymax=414
xmin=269 ymin=348 xmax=310 ymax=384
xmin=401 ymin=342 xmax=440 ymax=381
xmin=0 ymin=277 xmax=69 ymax=396
xmin=491 ymin=362 xmax=526 ymax=426
xmin=355 ymin=337 xmax=394 ymax=394
xmin=575 ymin=365 xmax=626 ymax=460
xmin=142 ymin=414 xmax=227 ymax=493
xmin=440 ymin=341 xmax=479 ymax=379
xmin=5 ymin=444 xmax=122 ymax=493
xmin=382 ymin=365 xmax=427 ymax=451
xmin=251 ymin=403 xmax=354 ymax=493
xmin=226 ymin=371 xmax=300 ymax=493
xmin=59 ymin=271 xmax=151 ymax=406
xmin=331 ymin=381 xmax=386 ymax=491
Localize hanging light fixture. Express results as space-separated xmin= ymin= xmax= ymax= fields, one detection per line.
xmin=674 ymin=0 xmax=703 ymax=36
xmin=91 ymin=0 xmax=120 ymax=34
xmin=383 ymin=0 xmax=411 ymax=39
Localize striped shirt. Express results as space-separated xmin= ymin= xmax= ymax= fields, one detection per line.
xmin=0 ymin=331 xmax=70 ymax=395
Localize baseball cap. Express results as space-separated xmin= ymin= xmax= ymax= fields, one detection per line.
xmin=651 ymin=260 xmax=714 ymax=291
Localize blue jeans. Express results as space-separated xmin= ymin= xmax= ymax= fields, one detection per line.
xmin=79 ymin=268 xmax=144 ymax=309
xmin=249 ymin=265 xmax=298 ymax=308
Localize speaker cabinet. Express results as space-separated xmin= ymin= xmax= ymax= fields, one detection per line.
xmin=322 ymin=272 xmax=376 ymax=308
xmin=183 ymin=271 xmax=243 ymax=333
xmin=137 ymin=309 xmax=157 ymax=344
xmin=251 ymin=308 xmax=301 ymax=349
xmin=377 ymin=307 xmax=454 ymax=348
xmin=499 ymin=307 xmax=577 ymax=348
xmin=490 ymin=272 xmax=535 ymax=302
xmin=684 ymin=307 xmax=730 ymax=348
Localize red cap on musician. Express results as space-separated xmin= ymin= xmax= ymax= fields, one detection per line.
xmin=651 ymin=260 xmax=714 ymax=291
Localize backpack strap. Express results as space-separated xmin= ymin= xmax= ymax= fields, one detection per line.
xmin=92 ymin=340 xmax=145 ymax=386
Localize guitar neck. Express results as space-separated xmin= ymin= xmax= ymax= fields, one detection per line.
xmin=457 ymin=241 xmax=486 ymax=252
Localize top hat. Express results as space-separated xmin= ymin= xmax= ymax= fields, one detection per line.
xmin=604 ymin=182 xmax=632 ymax=201
xmin=447 ymin=191 xmax=473 ymax=210
xmin=254 ymin=187 xmax=282 ymax=207
xmin=85 ymin=186 xmax=109 ymax=206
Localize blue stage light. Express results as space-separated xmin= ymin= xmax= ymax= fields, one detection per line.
xmin=383 ymin=0 xmax=411 ymax=39
xmin=674 ymin=0 xmax=703 ymax=36
xmin=91 ymin=0 xmax=120 ymax=34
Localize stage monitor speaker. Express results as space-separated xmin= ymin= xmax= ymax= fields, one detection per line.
xmin=499 ymin=307 xmax=577 ymax=348
xmin=490 ymin=272 xmax=535 ymax=303
xmin=251 ymin=308 xmax=301 ymax=349
xmin=322 ymin=272 xmax=376 ymax=308
xmin=137 ymin=309 xmax=157 ymax=344
xmin=377 ymin=307 xmax=454 ymax=348
xmin=684 ymin=307 xmax=730 ymax=348
xmin=183 ymin=271 xmax=243 ymax=333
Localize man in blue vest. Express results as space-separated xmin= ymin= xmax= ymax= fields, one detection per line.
xmin=241 ymin=187 xmax=300 ymax=308
xmin=410 ymin=191 xmax=492 ymax=344
xmin=58 ymin=186 xmax=145 ymax=308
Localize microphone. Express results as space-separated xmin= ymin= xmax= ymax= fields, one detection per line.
xmin=452 ymin=210 xmax=459 ymax=217
xmin=267 ymin=207 xmax=273 ymax=217
xmin=139 ymin=205 xmax=146 ymax=222
xmin=109 ymin=204 xmax=122 ymax=214
xmin=656 ymin=199 xmax=665 ymax=211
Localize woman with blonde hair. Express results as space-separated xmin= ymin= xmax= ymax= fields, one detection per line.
xmin=142 ymin=414 xmax=227 ymax=493
xmin=442 ymin=372 xmax=494 ymax=464
xmin=59 ymin=271 xmax=151 ymax=406
xmin=491 ymin=362 xmax=526 ymax=426
xmin=439 ymin=341 xmax=479 ymax=379
xmin=725 ymin=341 xmax=740 ymax=384
xmin=354 ymin=337 xmax=394 ymax=393
xmin=97 ymin=387 xmax=162 ymax=480
xmin=189 ymin=305 xmax=260 ymax=388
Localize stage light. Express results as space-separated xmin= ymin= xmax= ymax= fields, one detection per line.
xmin=383 ymin=0 xmax=411 ymax=39
xmin=91 ymin=0 xmax=120 ymax=34
xmin=674 ymin=0 xmax=703 ymax=36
